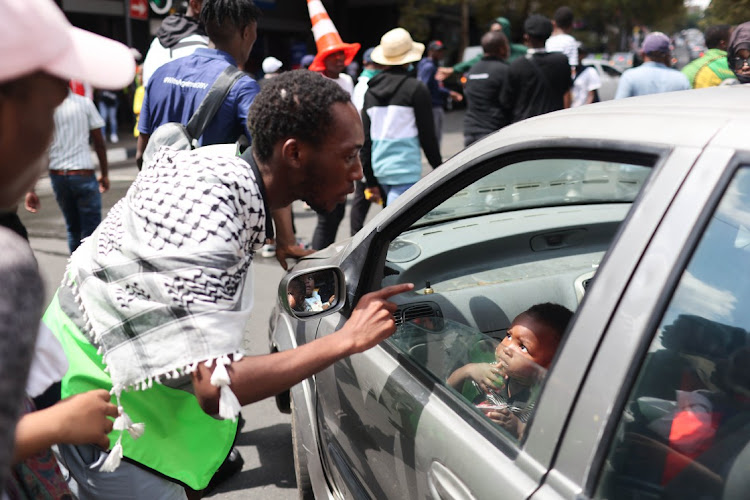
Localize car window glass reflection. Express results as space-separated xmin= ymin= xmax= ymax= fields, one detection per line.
xmin=384 ymin=156 xmax=649 ymax=443
xmin=393 ymin=302 xmax=572 ymax=442
xmin=596 ymin=167 xmax=750 ymax=499
xmin=412 ymin=159 xmax=650 ymax=229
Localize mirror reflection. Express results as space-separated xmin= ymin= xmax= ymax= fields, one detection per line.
xmin=287 ymin=270 xmax=338 ymax=314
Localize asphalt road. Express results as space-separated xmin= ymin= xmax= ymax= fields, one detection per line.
xmin=19 ymin=109 xmax=466 ymax=498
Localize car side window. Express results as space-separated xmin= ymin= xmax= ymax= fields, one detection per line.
xmin=601 ymin=64 xmax=622 ymax=77
xmin=595 ymin=167 xmax=750 ymax=499
xmin=383 ymin=156 xmax=651 ymax=443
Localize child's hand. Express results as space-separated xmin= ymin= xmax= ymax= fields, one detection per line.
xmin=467 ymin=363 xmax=505 ymax=392
xmin=54 ymin=389 xmax=119 ymax=449
xmin=486 ymin=407 xmax=525 ymax=438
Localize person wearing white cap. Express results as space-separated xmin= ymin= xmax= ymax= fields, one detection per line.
xmin=0 ymin=0 xmax=134 ymax=494
xmin=361 ymin=27 xmax=442 ymax=206
xmin=262 ymin=56 xmax=283 ymax=78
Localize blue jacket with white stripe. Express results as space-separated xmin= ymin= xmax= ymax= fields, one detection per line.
xmin=361 ymin=68 xmax=442 ymax=188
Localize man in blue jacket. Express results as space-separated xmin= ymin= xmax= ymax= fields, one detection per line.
xmin=136 ymin=0 xmax=261 ymax=169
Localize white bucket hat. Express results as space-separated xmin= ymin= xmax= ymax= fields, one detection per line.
xmin=0 ymin=0 xmax=135 ymax=88
xmin=371 ymin=28 xmax=425 ymax=66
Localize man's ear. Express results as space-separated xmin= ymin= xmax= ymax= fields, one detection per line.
xmin=188 ymin=0 xmax=202 ymax=16
xmin=280 ymin=138 xmax=303 ymax=168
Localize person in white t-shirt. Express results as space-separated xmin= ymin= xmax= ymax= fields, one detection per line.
xmin=571 ymin=46 xmax=601 ymax=107
xmin=545 ymin=6 xmax=578 ymax=68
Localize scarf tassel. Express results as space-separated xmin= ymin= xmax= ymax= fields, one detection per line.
xmin=98 ymin=437 xmax=123 ymax=473
xmin=210 ymin=357 xmax=241 ymax=420
xmin=97 ymin=407 xmax=145 ymax=472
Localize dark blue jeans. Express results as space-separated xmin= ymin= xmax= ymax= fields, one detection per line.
xmin=49 ymin=173 xmax=102 ymax=253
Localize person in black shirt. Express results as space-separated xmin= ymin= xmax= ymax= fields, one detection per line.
xmin=463 ymin=31 xmax=511 ymax=147
xmin=500 ymin=14 xmax=572 ymax=124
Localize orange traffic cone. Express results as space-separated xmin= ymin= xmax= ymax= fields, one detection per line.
xmin=307 ymin=0 xmax=360 ymax=72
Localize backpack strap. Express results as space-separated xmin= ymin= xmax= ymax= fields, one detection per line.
xmin=185 ymin=66 xmax=244 ymax=145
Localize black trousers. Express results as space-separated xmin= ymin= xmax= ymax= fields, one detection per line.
xmin=312 ymin=202 xmax=346 ymax=250
xmin=464 ymin=132 xmax=489 ymax=148
xmin=349 ymin=180 xmax=371 ymax=237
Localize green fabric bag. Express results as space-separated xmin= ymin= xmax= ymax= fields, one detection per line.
xmin=44 ymin=293 xmax=238 ymax=490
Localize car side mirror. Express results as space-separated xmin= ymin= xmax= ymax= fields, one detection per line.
xmin=279 ymin=266 xmax=345 ymax=319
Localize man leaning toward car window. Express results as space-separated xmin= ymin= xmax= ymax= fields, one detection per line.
xmin=44 ymin=70 xmax=414 ymax=498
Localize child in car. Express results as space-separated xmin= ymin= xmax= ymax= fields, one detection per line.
xmin=447 ymin=302 xmax=573 ymax=438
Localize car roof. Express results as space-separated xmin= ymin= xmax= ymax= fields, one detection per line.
xmin=457 ymin=85 xmax=750 ymax=160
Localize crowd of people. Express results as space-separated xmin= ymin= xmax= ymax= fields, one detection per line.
xmin=2 ymin=0 xmax=750 ymax=498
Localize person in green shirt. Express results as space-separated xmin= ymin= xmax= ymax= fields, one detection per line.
xmin=682 ymin=24 xmax=735 ymax=88
xmin=437 ymin=17 xmax=526 ymax=81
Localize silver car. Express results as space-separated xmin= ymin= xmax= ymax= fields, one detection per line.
xmin=269 ymin=85 xmax=750 ymax=500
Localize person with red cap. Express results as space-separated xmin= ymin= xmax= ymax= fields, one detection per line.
xmin=0 ymin=0 xmax=134 ymax=494
xmin=306 ymin=0 xmax=362 ymax=250
xmin=306 ymin=0 xmax=360 ymax=95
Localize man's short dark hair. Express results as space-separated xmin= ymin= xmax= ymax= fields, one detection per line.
xmin=248 ymin=70 xmax=353 ymax=162
xmin=200 ymin=0 xmax=261 ymax=46
xmin=705 ymin=24 xmax=731 ymax=50
xmin=481 ymin=31 xmax=508 ymax=56
xmin=553 ymin=6 xmax=574 ymax=30
xmin=524 ymin=302 xmax=573 ymax=341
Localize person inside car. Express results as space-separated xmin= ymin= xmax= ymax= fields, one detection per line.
xmin=287 ymin=278 xmax=306 ymax=312
xmin=447 ymin=302 xmax=573 ymax=438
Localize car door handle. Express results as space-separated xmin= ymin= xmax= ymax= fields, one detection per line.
xmin=428 ymin=460 xmax=476 ymax=500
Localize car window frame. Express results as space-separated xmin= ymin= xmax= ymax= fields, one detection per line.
xmin=536 ymin=147 xmax=747 ymax=499
xmin=341 ymin=141 xmax=668 ymax=462
xmin=347 ymin=143 xmax=662 ymax=303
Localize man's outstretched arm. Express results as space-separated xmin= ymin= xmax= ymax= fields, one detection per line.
xmin=192 ymin=283 xmax=414 ymax=414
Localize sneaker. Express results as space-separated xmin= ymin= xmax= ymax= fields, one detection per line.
xmin=296 ymin=238 xmax=312 ymax=250
xmin=260 ymin=244 xmax=276 ymax=258
xmin=110 ymin=133 xmax=119 ymax=144
xmin=202 ymin=447 xmax=244 ymax=495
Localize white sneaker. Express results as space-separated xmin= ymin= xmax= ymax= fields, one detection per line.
xmin=110 ymin=134 xmax=119 ymax=144
xmin=260 ymin=244 xmax=276 ymax=258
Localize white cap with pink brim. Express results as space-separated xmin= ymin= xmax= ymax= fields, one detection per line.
xmin=1 ymin=0 xmax=135 ymax=89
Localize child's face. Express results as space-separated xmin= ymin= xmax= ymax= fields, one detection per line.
xmin=495 ymin=313 xmax=560 ymax=381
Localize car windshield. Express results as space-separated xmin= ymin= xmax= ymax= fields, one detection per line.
xmin=412 ymin=158 xmax=650 ymax=228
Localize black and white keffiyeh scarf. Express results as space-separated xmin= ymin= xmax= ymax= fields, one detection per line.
xmin=62 ymin=147 xmax=268 ymax=470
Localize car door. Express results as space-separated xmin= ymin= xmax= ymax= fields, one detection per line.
xmin=534 ymin=130 xmax=750 ymax=498
xmin=312 ymin=140 xmax=702 ymax=499
xmin=596 ymin=63 xmax=622 ymax=101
